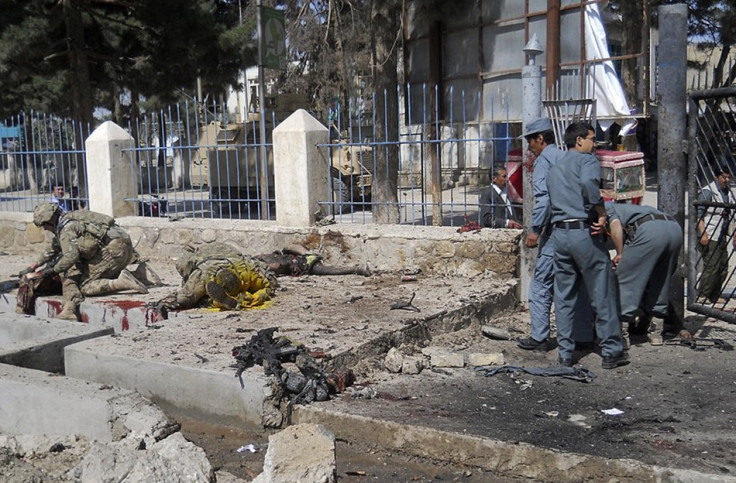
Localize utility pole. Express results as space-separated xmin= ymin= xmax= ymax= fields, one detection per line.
xmin=657 ymin=4 xmax=687 ymax=327
xmin=546 ymin=0 xmax=561 ymax=98
xmin=257 ymin=0 xmax=269 ymax=217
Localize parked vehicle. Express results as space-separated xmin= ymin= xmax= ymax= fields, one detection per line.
xmin=191 ymin=120 xmax=273 ymax=216
xmin=330 ymin=140 xmax=373 ymax=207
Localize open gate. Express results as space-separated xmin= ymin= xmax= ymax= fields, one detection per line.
xmin=687 ymin=86 xmax=736 ymax=323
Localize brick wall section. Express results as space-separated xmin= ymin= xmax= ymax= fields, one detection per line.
xmin=0 ymin=212 xmax=521 ymax=278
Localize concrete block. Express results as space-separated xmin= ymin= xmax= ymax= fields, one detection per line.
xmin=467 ymin=352 xmax=505 ymax=367
xmin=85 ymin=121 xmax=137 ymax=217
xmin=0 ymin=314 xmax=113 ymax=373
xmin=384 ymin=347 xmax=403 ymax=373
xmin=254 ymin=423 xmax=336 ymax=483
xmin=273 ymin=110 xmax=330 ymax=227
xmin=33 ymin=297 xmax=160 ymax=333
xmin=430 ymin=352 xmax=464 ymax=368
xmin=0 ymin=363 xmax=176 ymax=442
xmin=402 ymin=356 xmax=423 ymax=374
xmin=69 ymin=432 xmax=212 ymax=483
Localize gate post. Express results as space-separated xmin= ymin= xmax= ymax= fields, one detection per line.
xmin=85 ymin=121 xmax=138 ymax=217
xmin=272 ymin=109 xmax=330 ymax=227
xmin=657 ymin=3 xmax=688 ymax=325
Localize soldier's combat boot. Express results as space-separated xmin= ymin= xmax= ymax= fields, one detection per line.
xmin=131 ymin=261 xmax=163 ymax=287
xmin=57 ymin=302 xmax=78 ymax=321
xmin=111 ymin=269 xmax=149 ymax=294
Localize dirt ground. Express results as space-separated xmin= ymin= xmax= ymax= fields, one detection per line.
xmin=173 ymin=307 xmax=736 ymax=481
xmin=324 ymin=312 xmax=736 ymax=476
xmin=1 ymin=251 xmax=736 ymax=481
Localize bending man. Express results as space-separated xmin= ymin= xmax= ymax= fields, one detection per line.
xmin=607 ymin=201 xmax=685 ymax=339
xmin=20 ymin=202 xmax=147 ymax=320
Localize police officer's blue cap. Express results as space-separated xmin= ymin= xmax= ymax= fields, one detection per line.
xmin=519 ymin=117 xmax=553 ymax=138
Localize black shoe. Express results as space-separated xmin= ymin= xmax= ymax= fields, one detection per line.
xmin=601 ymin=352 xmax=630 ymax=369
xmin=557 ymin=357 xmax=573 ymax=367
xmin=517 ymin=337 xmax=549 ymax=352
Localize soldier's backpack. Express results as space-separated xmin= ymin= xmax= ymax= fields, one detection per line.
xmin=58 ymin=210 xmax=115 ymax=240
xmin=176 ymin=242 xmax=242 ymax=279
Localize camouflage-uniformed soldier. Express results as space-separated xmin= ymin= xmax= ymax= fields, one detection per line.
xmin=155 ymin=243 xmax=278 ymax=314
xmin=20 ymin=203 xmax=147 ymax=320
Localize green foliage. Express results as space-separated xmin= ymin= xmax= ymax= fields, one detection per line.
xmin=0 ymin=0 xmax=257 ymax=121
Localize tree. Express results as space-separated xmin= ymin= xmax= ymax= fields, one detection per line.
xmin=681 ymin=0 xmax=736 ymax=88
xmin=274 ymin=0 xmax=372 ymax=119
xmin=0 ymin=0 xmax=254 ymax=122
xmin=272 ymin=0 xmax=402 ymax=223
xmin=370 ymin=0 xmax=400 ymax=223
xmin=608 ymin=0 xmax=736 ymax=90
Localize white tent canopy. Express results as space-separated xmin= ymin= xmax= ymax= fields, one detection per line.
xmin=585 ymin=3 xmax=636 ymax=134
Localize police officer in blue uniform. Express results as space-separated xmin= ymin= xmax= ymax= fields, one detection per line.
xmin=546 ymin=122 xmax=628 ymax=369
xmin=518 ymin=117 xmax=594 ymax=352
xmin=606 ymin=201 xmax=684 ymax=337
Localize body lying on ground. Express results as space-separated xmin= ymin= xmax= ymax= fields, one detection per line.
xmin=152 ymin=243 xmax=369 ymax=317
xmin=154 ymin=243 xmax=279 ymax=314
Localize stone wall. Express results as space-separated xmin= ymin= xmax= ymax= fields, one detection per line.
xmin=0 ymin=212 xmax=521 ymax=279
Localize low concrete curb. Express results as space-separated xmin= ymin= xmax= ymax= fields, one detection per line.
xmin=64 ymin=340 xmax=271 ymax=427
xmin=292 ymin=406 xmax=735 ymax=483
xmin=0 ymin=314 xmax=113 ymax=373
xmin=0 ymin=293 xmax=159 ymax=333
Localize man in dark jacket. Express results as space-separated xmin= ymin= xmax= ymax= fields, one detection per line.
xmin=480 ymin=166 xmax=522 ymax=229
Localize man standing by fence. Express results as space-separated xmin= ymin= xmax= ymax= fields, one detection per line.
xmin=546 ymin=122 xmax=627 ymax=369
xmin=696 ymin=165 xmax=736 ymax=304
xmin=480 ymin=166 xmax=522 ymax=229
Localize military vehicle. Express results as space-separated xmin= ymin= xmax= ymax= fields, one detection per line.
xmin=190 ymin=93 xmax=374 ymax=215
xmin=191 ymin=119 xmax=273 ymax=216
xmin=329 ymin=141 xmax=373 ymax=207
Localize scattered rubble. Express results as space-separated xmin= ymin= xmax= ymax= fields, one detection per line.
xmin=467 ymin=352 xmax=505 ymax=367
xmin=383 ymin=347 xmax=403 ymax=373
xmin=481 ymin=325 xmax=512 ymax=340
xmin=253 ymin=423 xmax=336 ymax=483
xmin=68 ymin=432 xmax=213 ymax=482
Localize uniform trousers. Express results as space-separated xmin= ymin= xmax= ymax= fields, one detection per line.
xmin=529 ymin=234 xmax=594 ymax=343
xmin=551 ymin=226 xmax=625 ymax=359
xmin=616 ymin=219 xmax=682 ymax=318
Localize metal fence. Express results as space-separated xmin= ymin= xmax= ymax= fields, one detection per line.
xmin=687 ymin=86 xmax=736 ymax=323
xmin=123 ymin=100 xmax=276 ymax=220
xmin=0 ymin=112 xmax=90 ymax=213
xmin=123 ymin=84 xmax=520 ymax=226
xmin=0 ymin=85 xmax=522 ymax=227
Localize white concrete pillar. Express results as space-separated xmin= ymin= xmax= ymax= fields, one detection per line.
xmin=272 ymin=109 xmax=330 ymax=227
xmin=85 ymin=121 xmax=138 ymax=217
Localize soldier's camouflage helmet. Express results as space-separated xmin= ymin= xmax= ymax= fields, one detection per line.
xmin=175 ymin=255 xmax=196 ymax=280
xmin=33 ymin=202 xmax=61 ymax=227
